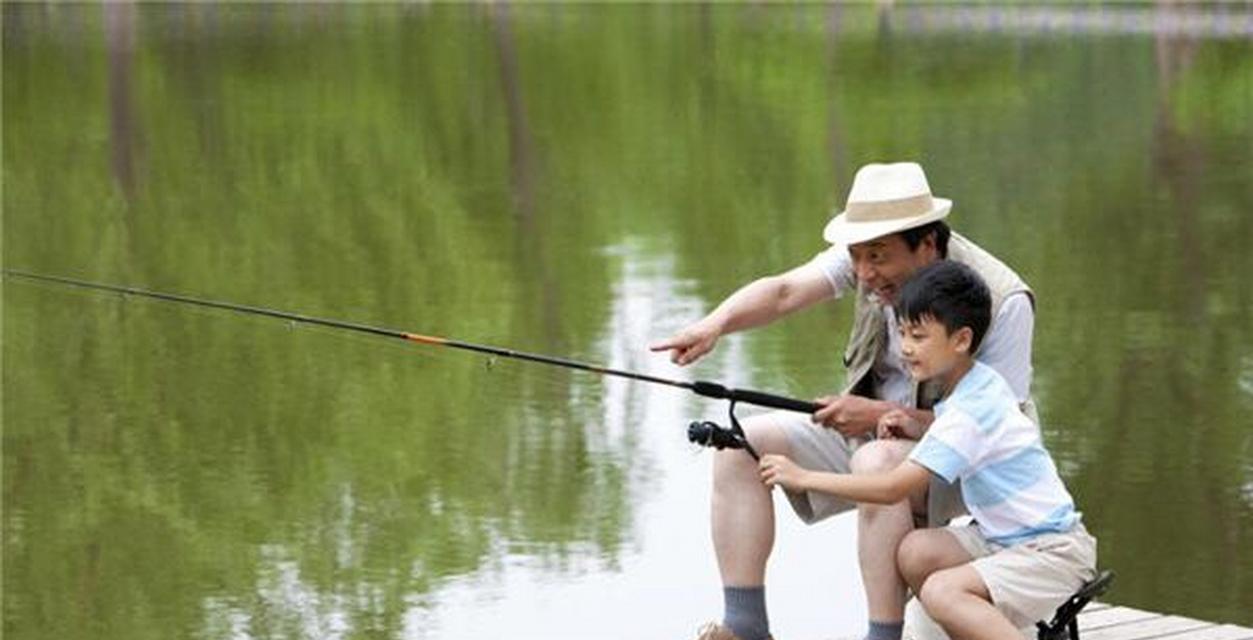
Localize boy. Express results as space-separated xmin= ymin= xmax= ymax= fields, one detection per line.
xmin=759 ymin=261 xmax=1096 ymax=640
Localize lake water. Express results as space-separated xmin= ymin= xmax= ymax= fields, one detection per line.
xmin=4 ymin=4 xmax=1251 ymax=639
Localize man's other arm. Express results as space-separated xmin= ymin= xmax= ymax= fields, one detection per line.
xmin=975 ymin=293 xmax=1034 ymax=403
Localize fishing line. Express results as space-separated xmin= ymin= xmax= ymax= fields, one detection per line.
xmin=6 ymin=269 xmax=823 ymax=459
xmin=313 ymin=331 xmax=595 ymax=418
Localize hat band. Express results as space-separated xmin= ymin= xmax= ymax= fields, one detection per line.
xmin=845 ymin=193 xmax=934 ymax=223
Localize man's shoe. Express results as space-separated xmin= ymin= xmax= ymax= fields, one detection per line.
xmin=695 ymin=622 xmax=741 ymax=640
xmin=693 ymin=621 xmax=773 ymax=640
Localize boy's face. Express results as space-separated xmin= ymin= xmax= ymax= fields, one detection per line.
xmin=898 ymin=314 xmax=974 ymax=382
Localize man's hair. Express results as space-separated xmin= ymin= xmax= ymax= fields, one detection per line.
xmin=899 ymin=220 xmax=951 ymax=258
xmin=893 ymin=261 xmax=991 ymax=352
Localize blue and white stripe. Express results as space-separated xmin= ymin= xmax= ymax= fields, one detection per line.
xmin=910 ymin=362 xmax=1079 ymax=546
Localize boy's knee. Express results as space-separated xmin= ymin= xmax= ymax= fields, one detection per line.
xmin=917 ymin=570 xmax=962 ymax=621
xmin=897 ymin=531 xmax=934 ymax=586
xmin=850 ymin=440 xmax=908 ymax=475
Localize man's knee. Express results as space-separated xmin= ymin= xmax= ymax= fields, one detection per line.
xmin=712 ymin=415 xmax=790 ymax=483
xmin=740 ymin=415 xmax=792 ymax=456
xmin=850 ymin=439 xmax=910 ymax=475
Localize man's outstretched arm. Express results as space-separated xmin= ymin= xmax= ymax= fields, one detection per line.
xmin=650 ymin=263 xmax=835 ymax=366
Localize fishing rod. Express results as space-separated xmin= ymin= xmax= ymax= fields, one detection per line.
xmin=5 ymin=269 xmax=823 ymax=459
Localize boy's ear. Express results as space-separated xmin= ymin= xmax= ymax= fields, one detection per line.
xmin=952 ymin=326 xmax=974 ymax=354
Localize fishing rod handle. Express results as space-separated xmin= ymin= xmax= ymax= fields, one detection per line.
xmin=690 ymin=381 xmax=822 ymax=414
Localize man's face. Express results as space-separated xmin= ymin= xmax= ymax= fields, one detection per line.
xmin=898 ymin=315 xmax=971 ymax=382
xmin=846 ymin=233 xmax=938 ymax=304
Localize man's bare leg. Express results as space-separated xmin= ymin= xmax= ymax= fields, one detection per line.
xmin=712 ymin=415 xmax=793 ymax=584
xmin=850 ymin=440 xmax=928 ymax=638
xmin=708 ymin=415 xmax=793 ymax=639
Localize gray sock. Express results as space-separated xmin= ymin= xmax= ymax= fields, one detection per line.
xmin=723 ymin=586 xmax=769 ymax=640
xmin=865 ymin=620 xmax=903 ymax=640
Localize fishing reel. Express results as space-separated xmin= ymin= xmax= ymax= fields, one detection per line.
xmin=686 ymin=400 xmax=760 ymax=460
xmin=687 ymin=420 xmax=750 ymax=451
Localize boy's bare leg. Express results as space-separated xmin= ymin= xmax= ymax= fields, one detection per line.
xmin=850 ymin=440 xmax=928 ymax=623
xmin=896 ymin=528 xmax=975 ymax=594
xmin=711 ymin=416 xmax=793 ymax=585
xmin=919 ymin=565 xmax=1022 ymax=640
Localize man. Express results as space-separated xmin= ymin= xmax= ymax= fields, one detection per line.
xmin=651 ymin=162 xmax=1036 ymax=640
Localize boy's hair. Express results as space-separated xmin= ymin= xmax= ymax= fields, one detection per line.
xmin=899 ymin=220 xmax=951 ymax=258
xmin=893 ymin=261 xmax=991 ymax=352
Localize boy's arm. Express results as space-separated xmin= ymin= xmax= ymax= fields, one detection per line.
xmin=759 ymin=455 xmax=933 ymax=505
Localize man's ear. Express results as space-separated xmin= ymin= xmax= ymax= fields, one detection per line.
xmin=952 ymin=326 xmax=974 ymax=354
xmin=915 ymin=232 xmax=939 ymax=261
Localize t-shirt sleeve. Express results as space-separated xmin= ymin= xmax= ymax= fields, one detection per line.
xmin=908 ymin=410 xmax=980 ymax=483
xmin=805 ymin=245 xmax=857 ymax=299
xmin=974 ymin=292 xmax=1034 ymax=403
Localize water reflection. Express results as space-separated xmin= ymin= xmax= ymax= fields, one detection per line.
xmin=491 ymin=1 xmax=537 ymax=222
xmin=887 ymin=4 xmax=1253 ymax=38
xmin=413 ymin=243 xmax=865 ymax=640
xmin=106 ymin=1 xmax=139 ymax=203
xmin=4 ymin=4 xmax=1252 ymax=639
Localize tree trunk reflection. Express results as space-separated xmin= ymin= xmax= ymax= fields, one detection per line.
xmin=106 ymin=1 xmax=139 ymax=203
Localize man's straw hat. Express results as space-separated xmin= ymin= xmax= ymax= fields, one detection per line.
xmin=823 ymin=162 xmax=952 ymax=245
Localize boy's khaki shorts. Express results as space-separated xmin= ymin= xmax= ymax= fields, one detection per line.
xmin=768 ymin=411 xmax=966 ymax=526
xmin=946 ymin=522 xmax=1099 ymax=628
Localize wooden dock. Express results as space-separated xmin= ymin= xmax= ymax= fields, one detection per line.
xmin=1077 ymin=602 xmax=1253 ymax=640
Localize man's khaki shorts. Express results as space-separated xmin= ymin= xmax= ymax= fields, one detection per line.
xmin=765 ymin=410 xmax=966 ymax=526
xmin=947 ymin=522 xmax=1099 ymax=628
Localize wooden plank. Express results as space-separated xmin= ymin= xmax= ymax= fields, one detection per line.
xmin=1078 ymin=606 xmax=1161 ymax=631
xmin=1081 ymin=614 xmax=1212 ymax=640
xmin=1152 ymin=625 xmax=1253 ymax=640
xmin=897 ymin=598 xmax=1252 ymax=640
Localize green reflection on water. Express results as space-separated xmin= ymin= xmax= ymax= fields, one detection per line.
xmin=4 ymin=4 xmax=1252 ymax=638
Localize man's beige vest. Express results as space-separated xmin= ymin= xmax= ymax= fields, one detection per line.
xmin=841 ymin=232 xmax=1037 ymax=417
